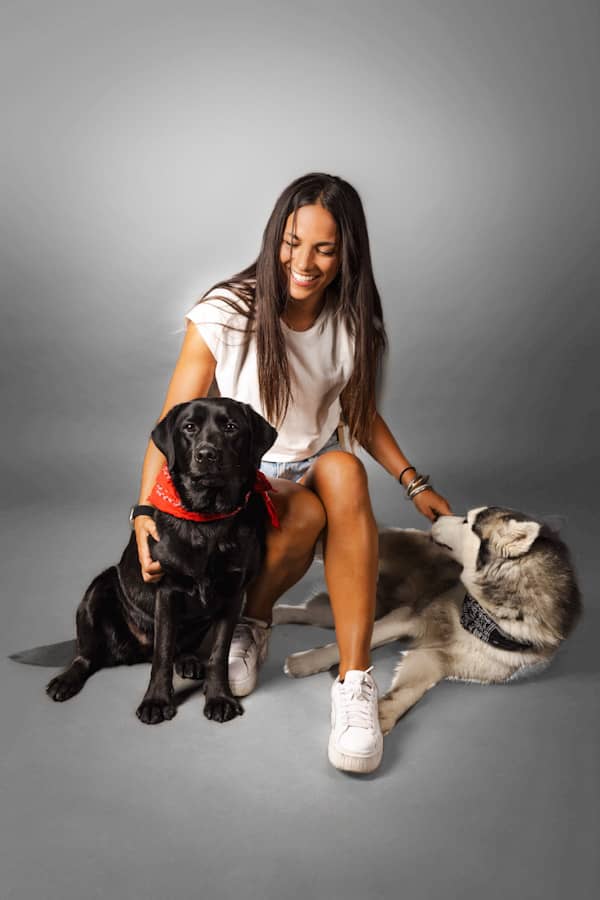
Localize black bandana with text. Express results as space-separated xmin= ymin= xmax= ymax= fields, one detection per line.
xmin=460 ymin=593 xmax=534 ymax=653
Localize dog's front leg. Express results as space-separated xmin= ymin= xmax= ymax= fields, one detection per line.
xmin=136 ymin=588 xmax=178 ymax=725
xmin=378 ymin=649 xmax=446 ymax=735
xmin=284 ymin=640 xmax=340 ymax=677
xmin=150 ymin=532 xmax=208 ymax=582
xmin=284 ymin=607 xmax=420 ymax=678
xmin=273 ymin=591 xmax=335 ymax=627
xmin=203 ymin=593 xmax=244 ymax=724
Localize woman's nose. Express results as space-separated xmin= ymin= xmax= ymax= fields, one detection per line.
xmin=293 ymin=248 xmax=315 ymax=271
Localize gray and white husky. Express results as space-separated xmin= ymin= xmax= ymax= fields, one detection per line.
xmin=273 ymin=507 xmax=582 ymax=734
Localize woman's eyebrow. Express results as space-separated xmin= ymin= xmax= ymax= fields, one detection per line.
xmin=285 ymin=231 xmax=337 ymax=247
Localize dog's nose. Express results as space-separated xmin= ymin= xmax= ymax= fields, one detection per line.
xmin=194 ymin=446 xmax=218 ymax=464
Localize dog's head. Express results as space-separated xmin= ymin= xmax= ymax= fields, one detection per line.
xmin=151 ymin=398 xmax=278 ymax=511
xmin=431 ymin=507 xmax=543 ymax=572
xmin=431 ymin=507 xmax=582 ymax=644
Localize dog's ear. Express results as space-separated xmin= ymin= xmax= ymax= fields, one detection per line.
xmin=151 ymin=404 xmax=186 ymax=471
xmin=489 ymin=518 xmax=541 ymax=558
xmin=242 ymin=404 xmax=278 ymax=468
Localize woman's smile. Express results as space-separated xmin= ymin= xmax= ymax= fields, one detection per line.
xmin=290 ymin=268 xmax=320 ymax=286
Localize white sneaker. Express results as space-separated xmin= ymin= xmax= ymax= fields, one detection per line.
xmin=328 ymin=667 xmax=383 ymax=774
xmin=228 ymin=616 xmax=271 ymax=697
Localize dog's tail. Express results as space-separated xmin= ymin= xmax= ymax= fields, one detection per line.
xmin=9 ymin=640 xmax=76 ymax=667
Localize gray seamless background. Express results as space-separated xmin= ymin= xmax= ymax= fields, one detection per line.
xmin=1 ymin=2 xmax=598 ymax=899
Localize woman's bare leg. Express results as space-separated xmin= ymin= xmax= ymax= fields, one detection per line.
xmin=297 ymin=451 xmax=378 ymax=679
xmin=243 ymin=477 xmax=327 ymax=622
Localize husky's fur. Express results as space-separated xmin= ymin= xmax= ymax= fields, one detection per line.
xmin=273 ymin=507 xmax=582 ymax=734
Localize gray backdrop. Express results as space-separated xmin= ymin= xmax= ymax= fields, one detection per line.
xmin=1 ymin=2 xmax=598 ymax=899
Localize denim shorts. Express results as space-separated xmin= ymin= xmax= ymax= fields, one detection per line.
xmin=259 ymin=428 xmax=342 ymax=483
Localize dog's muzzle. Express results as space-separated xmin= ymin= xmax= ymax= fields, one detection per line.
xmin=191 ymin=443 xmax=224 ymax=477
xmin=193 ymin=444 xmax=219 ymax=464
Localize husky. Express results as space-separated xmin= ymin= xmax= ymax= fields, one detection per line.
xmin=273 ymin=507 xmax=582 ymax=734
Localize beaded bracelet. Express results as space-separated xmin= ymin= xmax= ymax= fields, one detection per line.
xmin=400 ymin=470 xmax=434 ymax=501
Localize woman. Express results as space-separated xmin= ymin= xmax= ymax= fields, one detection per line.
xmin=132 ymin=172 xmax=452 ymax=774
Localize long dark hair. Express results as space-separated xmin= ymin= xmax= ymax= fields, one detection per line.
xmin=194 ymin=172 xmax=388 ymax=448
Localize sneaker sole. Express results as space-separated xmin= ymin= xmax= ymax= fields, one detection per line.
xmin=327 ymin=733 xmax=383 ymax=774
xmin=229 ymin=672 xmax=257 ymax=698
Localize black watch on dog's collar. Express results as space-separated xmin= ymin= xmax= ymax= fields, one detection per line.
xmin=129 ymin=505 xmax=156 ymax=528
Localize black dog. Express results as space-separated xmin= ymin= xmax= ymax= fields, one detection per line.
xmin=46 ymin=397 xmax=278 ymax=724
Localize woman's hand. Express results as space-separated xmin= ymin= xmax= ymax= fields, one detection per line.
xmin=412 ymin=489 xmax=453 ymax=522
xmin=134 ymin=515 xmax=163 ymax=583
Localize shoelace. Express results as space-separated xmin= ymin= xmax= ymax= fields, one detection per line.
xmin=231 ymin=619 xmax=269 ymax=658
xmin=230 ymin=622 xmax=255 ymax=656
xmin=338 ymin=666 xmax=376 ymax=729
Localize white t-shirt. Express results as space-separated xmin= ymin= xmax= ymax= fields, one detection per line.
xmin=185 ymin=287 xmax=357 ymax=462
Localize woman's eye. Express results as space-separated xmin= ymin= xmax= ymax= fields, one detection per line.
xmin=283 ymin=239 xmax=334 ymax=256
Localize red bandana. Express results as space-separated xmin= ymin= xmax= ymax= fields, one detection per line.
xmin=147 ymin=464 xmax=280 ymax=529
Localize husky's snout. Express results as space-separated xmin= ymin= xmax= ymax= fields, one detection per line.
xmin=431 ymin=514 xmax=468 ymax=558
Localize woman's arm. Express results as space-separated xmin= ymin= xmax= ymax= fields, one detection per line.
xmin=135 ymin=321 xmax=218 ymax=581
xmin=361 ymin=411 xmax=453 ymax=521
xmin=137 ymin=322 xmax=217 ymax=503
xmin=361 ymin=411 xmax=415 ymax=486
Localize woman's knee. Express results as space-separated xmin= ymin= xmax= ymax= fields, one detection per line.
xmin=266 ymin=479 xmax=327 ymax=553
xmin=309 ymin=450 xmax=369 ymax=497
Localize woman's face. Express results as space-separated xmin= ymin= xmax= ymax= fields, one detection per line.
xmin=279 ymin=203 xmax=340 ymax=304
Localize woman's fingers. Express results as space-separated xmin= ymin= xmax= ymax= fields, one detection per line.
xmin=434 ymin=496 xmax=453 ymax=516
xmin=135 ymin=516 xmax=163 ymax=582
xmin=143 ymin=570 xmax=163 ymax=584
xmin=141 ymin=542 xmax=163 ymax=582
xmin=413 ymin=490 xmax=453 ymax=521
xmin=147 ymin=520 xmax=160 ymax=542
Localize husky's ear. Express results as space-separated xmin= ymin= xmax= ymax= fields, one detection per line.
xmin=242 ymin=403 xmax=278 ymax=468
xmin=490 ymin=519 xmax=541 ymax=558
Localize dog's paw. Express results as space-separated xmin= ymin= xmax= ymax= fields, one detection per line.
xmin=46 ymin=671 xmax=85 ymax=702
xmin=136 ymin=697 xmax=177 ymax=725
xmin=175 ymin=655 xmax=205 ymax=680
xmin=204 ymin=695 xmax=244 ymax=723
xmin=283 ymin=651 xmax=316 ymax=678
xmin=378 ymin=696 xmax=399 ymax=736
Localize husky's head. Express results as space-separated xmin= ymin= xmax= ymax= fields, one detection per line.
xmin=431 ymin=507 xmax=582 ymax=646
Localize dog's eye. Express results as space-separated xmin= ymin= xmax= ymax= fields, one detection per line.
xmin=462 ymin=518 xmax=468 ymax=524
xmin=183 ymin=423 xmax=196 ymax=433
xmin=224 ymin=422 xmax=239 ymax=432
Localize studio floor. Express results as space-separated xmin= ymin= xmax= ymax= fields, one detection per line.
xmin=1 ymin=463 xmax=598 ymax=900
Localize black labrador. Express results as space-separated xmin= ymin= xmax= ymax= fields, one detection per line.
xmin=46 ymin=397 xmax=278 ymax=724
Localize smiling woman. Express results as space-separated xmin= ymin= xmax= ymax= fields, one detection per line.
xmin=132 ymin=172 xmax=452 ymax=774
xmin=279 ymin=204 xmax=341 ymax=329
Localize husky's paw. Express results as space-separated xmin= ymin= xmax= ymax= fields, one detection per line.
xmin=283 ymin=651 xmax=318 ymax=678
xmin=378 ymin=695 xmax=399 ymax=736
